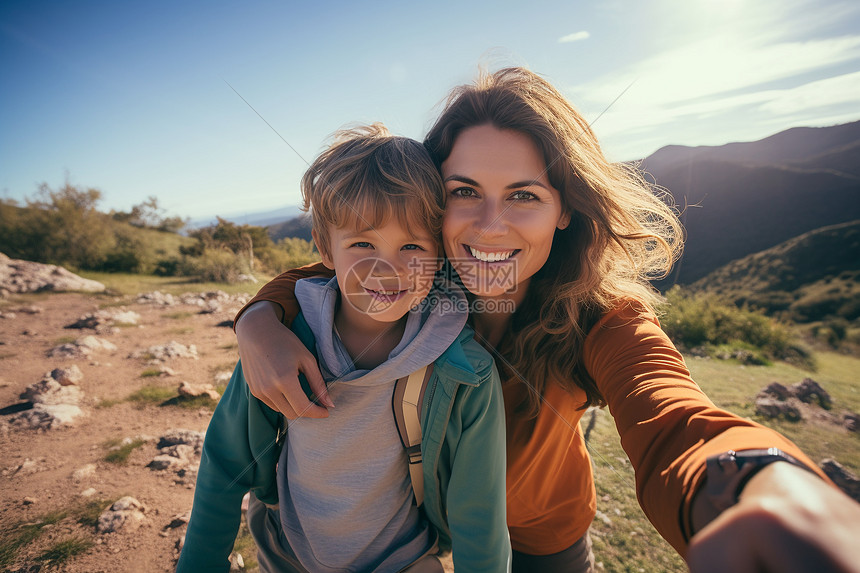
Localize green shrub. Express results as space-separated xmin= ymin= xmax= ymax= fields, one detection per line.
xmin=663 ymin=287 xmax=813 ymax=368
xmin=177 ymin=249 xmax=248 ymax=283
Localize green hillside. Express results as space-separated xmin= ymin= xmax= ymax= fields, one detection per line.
xmin=690 ymin=220 xmax=860 ymax=323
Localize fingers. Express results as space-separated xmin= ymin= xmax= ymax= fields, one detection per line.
xmin=300 ymin=354 xmax=333 ymax=409
xmin=264 ymin=379 xmax=329 ymax=419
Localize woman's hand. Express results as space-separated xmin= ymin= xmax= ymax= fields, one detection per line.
xmin=687 ymin=461 xmax=860 ymax=573
xmin=235 ymin=301 xmax=332 ymax=418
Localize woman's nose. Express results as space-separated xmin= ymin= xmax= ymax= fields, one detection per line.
xmin=475 ymin=200 xmax=510 ymax=239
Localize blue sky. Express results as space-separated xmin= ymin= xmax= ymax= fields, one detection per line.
xmin=2 ymin=0 xmax=859 ymax=221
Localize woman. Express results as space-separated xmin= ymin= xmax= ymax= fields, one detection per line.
xmin=234 ymin=68 xmax=860 ymax=572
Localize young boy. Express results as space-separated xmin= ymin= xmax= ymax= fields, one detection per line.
xmin=176 ymin=124 xmax=510 ymax=573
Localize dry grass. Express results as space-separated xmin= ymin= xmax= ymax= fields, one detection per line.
xmin=587 ymin=348 xmax=860 ymax=571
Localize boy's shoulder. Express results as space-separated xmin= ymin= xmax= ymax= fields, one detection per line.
xmin=432 ymin=324 xmax=496 ymax=387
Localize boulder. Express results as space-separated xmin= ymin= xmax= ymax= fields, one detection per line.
xmin=754 ymin=397 xmax=802 ymax=421
xmin=0 ymin=253 xmax=105 ymax=293
xmin=792 ymin=378 xmax=832 ymax=409
xmin=820 ymin=459 xmax=860 ymax=503
xmin=756 ymin=382 xmax=792 ymax=401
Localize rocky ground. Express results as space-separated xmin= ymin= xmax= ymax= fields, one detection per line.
xmin=1 ymin=283 xmax=248 ymax=572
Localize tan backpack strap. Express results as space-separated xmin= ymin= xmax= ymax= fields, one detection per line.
xmin=393 ymin=364 xmax=433 ymax=507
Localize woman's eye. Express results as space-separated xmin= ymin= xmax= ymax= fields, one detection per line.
xmin=450 ymin=187 xmax=478 ymax=198
xmin=510 ymin=190 xmax=538 ymax=201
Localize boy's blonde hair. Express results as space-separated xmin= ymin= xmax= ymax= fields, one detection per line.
xmin=301 ymin=123 xmax=445 ymax=257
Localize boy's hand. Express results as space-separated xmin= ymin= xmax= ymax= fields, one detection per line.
xmin=235 ymin=301 xmax=332 ymax=418
xmin=687 ymin=461 xmax=860 ymax=573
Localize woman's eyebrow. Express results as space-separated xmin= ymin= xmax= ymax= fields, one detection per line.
xmin=444 ymin=174 xmax=550 ymax=191
xmin=444 ymin=174 xmax=480 ymax=186
xmin=506 ymin=179 xmax=551 ymax=191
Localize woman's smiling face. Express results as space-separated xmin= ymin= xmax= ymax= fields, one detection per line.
xmin=440 ymin=124 xmax=570 ymax=298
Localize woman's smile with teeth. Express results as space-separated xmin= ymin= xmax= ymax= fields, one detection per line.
xmin=468 ymin=246 xmax=517 ymax=262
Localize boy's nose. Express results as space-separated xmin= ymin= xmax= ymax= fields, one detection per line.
xmin=367 ymin=256 xmax=405 ymax=279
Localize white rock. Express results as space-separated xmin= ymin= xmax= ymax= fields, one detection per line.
xmin=12 ymin=404 xmax=85 ymax=429
xmin=97 ymin=496 xmax=147 ymax=533
xmin=0 ymin=255 xmax=106 ymax=293
xmin=214 ymin=371 xmax=232 ymax=384
xmin=50 ymin=365 xmax=83 ymax=386
xmin=131 ymin=341 xmax=198 ymax=361
xmin=178 ymin=381 xmax=220 ymax=400
xmin=73 ymin=463 xmax=97 ymax=481
xmin=23 ymin=378 xmax=83 ymax=406
xmin=110 ymin=310 xmax=140 ymax=326
xmin=229 ymin=551 xmax=245 ymax=571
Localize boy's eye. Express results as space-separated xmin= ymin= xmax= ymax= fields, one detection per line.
xmin=510 ymin=190 xmax=538 ymax=201
xmin=350 ymin=241 xmax=373 ymax=248
xmin=402 ymin=244 xmax=424 ymax=251
xmin=450 ymin=187 xmax=478 ymax=198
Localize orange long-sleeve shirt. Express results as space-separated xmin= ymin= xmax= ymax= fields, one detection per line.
xmin=237 ymin=263 xmax=825 ymax=556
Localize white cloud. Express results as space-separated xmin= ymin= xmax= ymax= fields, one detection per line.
xmin=760 ymin=71 xmax=860 ymax=114
xmin=570 ymin=34 xmax=860 ymax=110
xmin=558 ymin=31 xmax=590 ymax=43
xmin=589 ymin=71 xmax=860 ymax=161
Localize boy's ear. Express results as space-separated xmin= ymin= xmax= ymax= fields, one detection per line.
xmin=312 ymin=229 xmax=335 ymax=269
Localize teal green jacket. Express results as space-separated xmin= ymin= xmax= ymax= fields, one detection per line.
xmin=177 ymin=315 xmax=510 ymax=573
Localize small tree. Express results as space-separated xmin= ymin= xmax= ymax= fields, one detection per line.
xmin=21 ymin=182 xmax=116 ymax=269
xmin=112 ymin=196 xmax=187 ymax=233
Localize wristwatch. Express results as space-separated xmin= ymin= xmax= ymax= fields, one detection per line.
xmin=685 ymin=448 xmax=815 ymax=540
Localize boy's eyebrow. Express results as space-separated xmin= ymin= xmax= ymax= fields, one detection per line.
xmin=444 ymin=174 xmax=551 ymax=191
xmin=341 ymin=227 xmax=376 ymax=238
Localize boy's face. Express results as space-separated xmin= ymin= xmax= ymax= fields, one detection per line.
xmin=315 ymin=216 xmax=440 ymax=325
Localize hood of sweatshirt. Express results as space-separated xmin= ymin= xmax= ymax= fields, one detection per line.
xmin=294 ymin=275 xmax=468 ymax=387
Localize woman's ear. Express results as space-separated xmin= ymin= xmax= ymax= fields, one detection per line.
xmin=557 ymin=211 xmax=572 ymax=230
xmin=312 ymin=229 xmax=334 ymax=269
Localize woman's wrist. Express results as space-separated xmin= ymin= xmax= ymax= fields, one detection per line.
xmin=688 ymin=449 xmax=819 ymax=538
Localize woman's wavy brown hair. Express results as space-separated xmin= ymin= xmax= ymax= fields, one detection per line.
xmin=424 ymin=67 xmax=683 ymax=414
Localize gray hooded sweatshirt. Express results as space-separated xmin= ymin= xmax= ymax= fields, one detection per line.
xmin=276 ymin=276 xmax=467 ymax=572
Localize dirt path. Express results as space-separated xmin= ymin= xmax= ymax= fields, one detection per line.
xmin=1 ymin=290 xmax=244 ymax=572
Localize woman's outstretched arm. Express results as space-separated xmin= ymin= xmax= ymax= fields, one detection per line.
xmin=234 ymin=263 xmax=335 ymax=417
